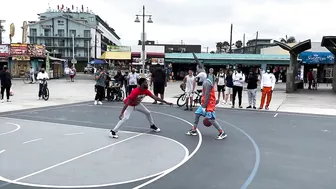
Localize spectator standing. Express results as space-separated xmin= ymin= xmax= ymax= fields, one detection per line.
xmin=151 ymin=65 xmax=167 ymax=104
xmin=246 ymin=69 xmax=258 ymax=109
xmin=0 ymin=67 xmax=12 ymax=103
xmin=307 ymin=69 xmax=314 ymax=89
xmin=224 ymin=70 xmax=233 ymax=105
xmin=216 ymin=68 xmax=225 ymax=104
xmin=30 ymin=66 xmax=35 ymax=83
xmin=94 ymin=67 xmax=106 ymax=105
xmin=127 ymin=69 xmax=139 ymax=96
xmin=183 ymin=69 xmax=196 ymax=111
xmin=232 ymin=67 xmax=245 ymax=108
xmin=259 ymin=68 xmax=276 ymax=110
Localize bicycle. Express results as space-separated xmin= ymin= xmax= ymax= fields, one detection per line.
xmin=39 ymin=79 xmax=49 ymax=101
xmin=22 ymin=72 xmax=31 ymax=84
xmin=177 ymin=86 xmax=202 ymax=107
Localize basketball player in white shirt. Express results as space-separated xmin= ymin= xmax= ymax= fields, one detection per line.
xmin=183 ymin=69 xmax=196 ymax=111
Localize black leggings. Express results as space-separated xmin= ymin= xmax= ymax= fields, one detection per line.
xmin=232 ymin=86 xmax=243 ymax=106
xmin=95 ymin=85 xmax=105 ymax=101
xmin=1 ymin=85 xmax=11 ymax=100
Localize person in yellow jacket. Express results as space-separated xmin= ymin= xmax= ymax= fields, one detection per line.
xmin=186 ymin=75 xmax=227 ymax=140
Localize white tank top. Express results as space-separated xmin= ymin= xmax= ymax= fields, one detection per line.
xmin=185 ymin=75 xmax=195 ymax=90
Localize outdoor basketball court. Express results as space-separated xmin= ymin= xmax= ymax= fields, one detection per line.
xmin=0 ymin=102 xmax=336 ymax=189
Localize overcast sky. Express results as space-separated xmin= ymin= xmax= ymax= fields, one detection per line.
xmin=1 ymin=0 xmax=335 ymax=52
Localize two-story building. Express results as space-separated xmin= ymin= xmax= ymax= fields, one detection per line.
xmin=27 ymin=6 xmax=122 ymax=70
xmin=233 ymin=39 xmax=276 ymax=54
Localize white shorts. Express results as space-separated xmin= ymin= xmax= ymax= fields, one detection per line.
xmin=225 ymin=87 xmax=233 ymax=95
xmin=185 ymin=89 xmax=194 ymax=98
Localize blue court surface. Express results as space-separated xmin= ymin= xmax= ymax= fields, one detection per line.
xmin=0 ymin=101 xmax=336 ymax=189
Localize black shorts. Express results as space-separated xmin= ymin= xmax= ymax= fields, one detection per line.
xmin=217 ymin=85 xmax=225 ymax=92
xmin=154 ymin=83 xmax=165 ymax=94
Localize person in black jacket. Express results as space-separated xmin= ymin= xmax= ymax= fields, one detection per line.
xmin=246 ymin=69 xmax=258 ymax=109
xmin=0 ymin=67 xmax=12 ymax=103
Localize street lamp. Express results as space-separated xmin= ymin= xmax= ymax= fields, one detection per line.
xmin=134 ymin=5 xmax=153 ymax=76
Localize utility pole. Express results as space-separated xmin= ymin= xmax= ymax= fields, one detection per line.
xmin=254 ymin=31 xmax=259 ymax=54
xmin=243 ymin=33 xmax=245 ymax=54
xmin=229 ymin=23 xmax=233 ymax=53
xmin=0 ymin=20 xmax=6 ymax=44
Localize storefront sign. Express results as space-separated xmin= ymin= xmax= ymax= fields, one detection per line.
xmin=28 ymin=44 xmax=46 ymax=57
xmin=0 ymin=45 xmax=9 ymax=57
xmin=12 ymin=56 xmax=30 ymax=61
xmin=10 ymin=44 xmax=28 ymax=56
xmin=107 ymin=45 xmax=131 ymax=52
xmin=151 ymin=58 xmax=164 ymax=65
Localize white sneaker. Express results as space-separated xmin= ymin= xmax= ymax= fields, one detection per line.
xmin=98 ymin=101 xmax=103 ymax=105
xmin=94 ymin=101 xmax=98 ymax=105
xmin=0 ymin=100 xmax=4 ymax=103
xmin=37 ymin=97 xmax=40 ymax=100
xmin=109 ymin=130 xmax=118 ymax=139
xmin=6 ymin=99 xmax=11 ymax=102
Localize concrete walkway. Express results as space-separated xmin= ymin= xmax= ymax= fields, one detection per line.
xmin=1 ymin=79 xmax=335 ymax=116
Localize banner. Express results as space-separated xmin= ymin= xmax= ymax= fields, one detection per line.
xmin=107 ymin=45 xmax=131 ymax=52
xmin=28 ymin=44 xmax=46 ymax=57
xmin=151 ymin=58 xmax=164 ymax=65
xmin=0 ymin=45 xmax=9 ymax=57
xmin=10 ymin=43 xmax=28 ymax=56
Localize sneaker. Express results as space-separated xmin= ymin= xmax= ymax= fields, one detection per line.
xmin=0 ymin=100 xmax=3 ymax=103
xmin=265 ymin=107 xmax=269 ymax=110
xmin=253 ymin=106 xmax=257 ymax=109
xmin=6 ymin=99 xmax=11 ymax=102
xmin=109 ymin=130 xmax=118 ymax=139
xmin=186 ymin=129 xmax=197 ymax=136
xmin=98 ymin=101 xmax=103 ymax=105
xmin=216 ymin=131 xmax=227 ymax=140
xmin=94 ymin=101 xmax=98 ymax=105
xmin=150 ymin=125 xmax=161 ymax=132
xmin=184 ymin=107 xmax=189 ymax=111
xmin=246 ymin=106 xmax=252 ymax=109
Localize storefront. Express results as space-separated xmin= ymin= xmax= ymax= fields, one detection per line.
xmin=49 ymin=57 xmax=66 ymax=78
xmin=0 ymin=44 xmax=10 ymax=69
xmin=9 ymin=44 xmax=31 ymax=77
xmin=131 ymin=45 xmax=165 ymax=73
xmin=100 ymin=45 xmax=132 ymax=75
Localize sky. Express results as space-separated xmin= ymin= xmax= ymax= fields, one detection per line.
xmin=1 ymin=0 xmax=335 ymax=52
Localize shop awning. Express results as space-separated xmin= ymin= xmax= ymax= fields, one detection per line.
xmin=89 ymin=59 xmax=107 ymax=65
xmin=100 ymin=52 xmax=131 ymax=60
xmin=49 ymin=56 xmax=67 ymax=61
xmin=299 ymin=51 xmax=334 ymax=64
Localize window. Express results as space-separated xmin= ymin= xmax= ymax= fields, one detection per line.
xmin=57 ymin=20 xmax=64 ymax=26
xmin=57 ymin=29 xmax=64 ymax=37
xmin=90 ymin=17 xmax=94 ymax=22
xmin=69 ymin=30 xmax=76 ymax=37
xmin=45 ymin=39 xmax=52 ymax=46
xmin=44 ymin=29 xmax=51 ymax=37
xmin=84 ymin=30 xmax=90 ymax=38
xmin=30 ymin=29 xmax=37 ymax=36
xmin=84 ymin=40 xmax=90 ymax=48
xmin=59 ymin=49 xmax=65 ymax=57
xmin=30 ymin=38 xmax=37 ymax=44
xmin=58 ymin=39 xmax=65 ymax=47
xmin=84 ymin=49 xmax=88 ymax=57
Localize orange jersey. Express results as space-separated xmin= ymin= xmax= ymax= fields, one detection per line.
xmin=201 ymin=82 xmax=216 ymax=112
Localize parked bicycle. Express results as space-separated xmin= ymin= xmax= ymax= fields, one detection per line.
xmin=22 ymin=72 xmax=31 ymax=84
xmin=176 ymin=83 xmax=202 ymax=107
xmin=39 ymin=79 xmax=49 ymax=101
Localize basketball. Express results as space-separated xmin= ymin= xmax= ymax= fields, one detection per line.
xmin=203 ymin=117 xmax=212 ymax=127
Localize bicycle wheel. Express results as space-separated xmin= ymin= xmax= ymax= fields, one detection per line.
xmin=23 ymin=76 xmax=30 ymax=84
xmin=176 ymin=94 xmax=187 ymax=107
xmin=43 ymin=88 xmax=49 ymax=101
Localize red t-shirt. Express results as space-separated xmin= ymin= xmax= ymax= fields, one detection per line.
xmin=124 ymin=87 xmax=152 ymax=106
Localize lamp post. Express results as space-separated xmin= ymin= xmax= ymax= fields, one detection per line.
xmin=134 ymin=5 xmax=153 ymax=76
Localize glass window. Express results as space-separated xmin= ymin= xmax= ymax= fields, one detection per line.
xmin=44 ymin=29 xmax=51 ymax=37
xmin=84 ymin=30 xmax=90 ymax=38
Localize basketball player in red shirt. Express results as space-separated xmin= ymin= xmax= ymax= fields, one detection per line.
xmin=110 ymin=78 xmax=173 ymax=138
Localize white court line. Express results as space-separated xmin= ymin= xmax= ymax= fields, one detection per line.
xmin=64 ymin=132 xmax=84 ymax=136
xmin=0 ymin=149 xmax=6 ymax=154
xmin=12 ymin=133 xmax=144 ymax=182
xmin=22 ymin=138 xmax=42 ymax=144
xmin=0 ymin=122 xmax=21 ymax=136
xmin=133 ymin=111 xmax=202 ymax=189
xmin=274 ymin=113 xmax=278 ymax=117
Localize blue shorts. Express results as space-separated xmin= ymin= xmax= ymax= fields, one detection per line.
xmin=195 ymin=106 xmax=216 ymax=119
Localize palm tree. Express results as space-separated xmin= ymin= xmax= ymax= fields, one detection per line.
xmin=216 ymin=42 xmax=223 ymax=53
xmin=280 ymin=36 xmax=296 ymax=43
xmin=235 ymin=40 xmax=243 ymax=48
xmin=222 ymin=41 xmax=230 ymax=52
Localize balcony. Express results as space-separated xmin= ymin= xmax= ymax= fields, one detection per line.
xmin=44 ymin=44 xmax=92 ymax=49
xmin=28 ymin=34 xmax=91 ymax=39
